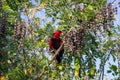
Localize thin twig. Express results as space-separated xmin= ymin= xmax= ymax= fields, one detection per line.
xmin=101 ymin=65 xmax=105 ymax=80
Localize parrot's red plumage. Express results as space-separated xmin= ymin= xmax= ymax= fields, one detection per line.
xmin=49 ymin=30 xmax=64 ymax=64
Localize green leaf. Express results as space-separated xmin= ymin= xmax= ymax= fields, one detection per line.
xmin=87 ymin=5 xmax=94 ymax=11
xmin=90 ymin=69 xmax=94 ymax=75
xmin=107 ymin=70 xmax=112 ymax=73
xmin=2 ymin=5 xmax=10 ymax=10
xmin=103 ymin=41 xmax=114 ymax=49
xmin=107 ymin=30 xmax=113 ymax=36
xmin=111 ymin=51 xmax=116 ymax=62
xmin=118 ymin=25 xmax=120 ymax=31
xmin=110 ymin=65 xmax=117 ymax=72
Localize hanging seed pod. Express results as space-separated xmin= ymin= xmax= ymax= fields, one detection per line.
xmin=107 ymin=3 xmax=114 ymax=21
xmin=118 ymin=2 xmax=120 ymax=7
xmin=13 ymin=20 xmax=26 ymax=50
xmin=65 ymin=26 xmax=86 ymax=53
xmin=20 ymin=39 xmax=24 ymax=49
xmin=21 ymin=21 xmax=26 ymax=39
xmin=102 ymin=6 xmax=107 ymax=18
xmin=14 ymin=21 xmax=21 ymax=40
xmin=0 ymin=0 xmax=2 ymax=10
xmin=114 ymin=7 xmax=117 ymax=15
xmin=17 ymin=22 xmax=21 ymax=37
xmin=1 ymin=12 xmax=7 ymax=38
xmin=20 ymin=21 xmax=26 ymax=49
xmin=0 ymin=0 xmax=2 ymax=37
xmin=14 ymin=21 xmax=18 ymax=40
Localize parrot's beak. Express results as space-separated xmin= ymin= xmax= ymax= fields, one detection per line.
xmin=61 ymin=33 xmax=64 ymax=36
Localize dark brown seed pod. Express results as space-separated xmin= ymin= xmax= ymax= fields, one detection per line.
xmin=118 ymin=2 xmax=120 ymax=7
xmin=65 ymin=27 xmax=86 ymax=52
xmin=0 ymin=12 xmax=7 ymax=38
xmin=13 ymin=20 xmax=26 ymax=50
xmin=0 ymin=0 xmax=2 ymax=10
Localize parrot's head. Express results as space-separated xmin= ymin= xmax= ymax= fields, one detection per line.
xmin=53 ymin=30 xmax=63 ymax=38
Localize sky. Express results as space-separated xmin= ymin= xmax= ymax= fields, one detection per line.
xmin=21 ymin=0 xmax=120 ymax=79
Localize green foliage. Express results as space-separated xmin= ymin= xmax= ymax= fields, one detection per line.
xmin=7 ymin=67 xmax=26 ymax=80
xmin=107 ymin=64 xmax=119 ymax=79
xmin=0 ymin=0 xmax=120 ymax=80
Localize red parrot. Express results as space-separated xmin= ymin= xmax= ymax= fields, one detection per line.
xmin=49 ymin=30 xmax=64 ymax=64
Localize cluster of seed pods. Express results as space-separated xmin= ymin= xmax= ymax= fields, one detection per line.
xmin=14 ymin=21 xmax=26 ymax=49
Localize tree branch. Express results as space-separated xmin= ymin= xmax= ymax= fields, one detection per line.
xmin=33 ymin=42 xmax=64 ymax=80
xmin=101 ymin=65 xmax=105 ymax=80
